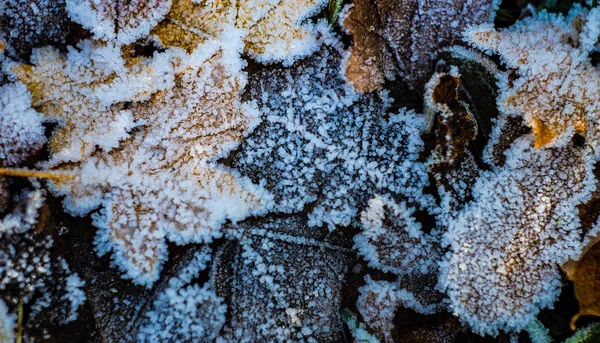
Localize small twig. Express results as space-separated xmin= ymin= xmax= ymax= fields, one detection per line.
xmin=0 ymin=168 xmax=75 ymax=181
xmin=16 ymin=301 xmax=23 ymax=343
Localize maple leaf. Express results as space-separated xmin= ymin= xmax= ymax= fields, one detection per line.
xmin=150 ymin=0 xmax=327 ymax=63
xmin=214 ymin=216 xmax=353 ymax=342
xmin=440 ymin=135 xmax=596 ymax=336
xmin=466 ymin=7 xmax=600 ymax=148
xmin=66 ymin=0 xmax=172 ymax=45
xmin=13 ymin=38 xmax=270 ymax=286
xmin=230 ymin=29 xmax=432 ymax=229
xmin=341 ymin=0 xmax=500 ymax=92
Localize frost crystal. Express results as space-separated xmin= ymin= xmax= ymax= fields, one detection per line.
xmin=231 ymin=30 xmax=431 ymax=229
xmin=466 ymin=7 xmax=600 ymax=148
xmin=138 ymin=248 xmax=226 ymax=343
xmin=0 ymin=82 xmax=45 ymax=167
xmin=216 ymin=216 xmax=352 ymax=342
xmin=151 ymin=0 xmax=327 ymax=64
xmin=440 ymin=136 xmax=597 ymax=336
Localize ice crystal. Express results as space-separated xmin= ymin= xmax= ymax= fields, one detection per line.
xmin=138 ymin=248 xmax=227 ymax=343
xmin=151 ymin=0 xmax=327 ymax=64
xmin=0 ymin=82 xmax=45 ymax=167
xmin=215 ymin=216 xmax=352 ymax=342
xmin=66 ymin=0 xmax=172 ymax=45
xmin=440 ymin=136 xmax=597 ymax=336
xmin=466 ymin=7 xmax=600 ymax=148
xmin=231 ymin=29 xmax=431 ymax=229
xmin=341 ymin=0 xmax=501 ymax=92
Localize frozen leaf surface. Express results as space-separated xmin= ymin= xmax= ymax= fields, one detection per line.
xmin=66 ymin=0 xmax=172 ymax=44
xmin=341 ymin=0 xmax=500 ymax=92
xmin=151 ymin=0 xmax=327 ymax=64
xmin=466 ymin=7 xmax=600 ymax=148
xmin=440 ymin=136 xmax=597 ymax=336
xmin=230 ymin=31 xmax=431 ymax=229
xmin=215 ymin=216 xmax=352 ymax=342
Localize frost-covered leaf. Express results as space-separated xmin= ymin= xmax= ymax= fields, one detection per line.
xmin=14 ymin=38 xmax=270 ymax=286
xmin=341 ymin=0 xmax=500 ymax=92
xmin=151 ymin=0 xmax=327 ymax=64
xmin=0 ymin=0 xmax=75 ymax=60
xmin=564 ymin=322 xmax=600 ymax=343
xmin=466 ymin=7 xmax=600 ymax=148
xmin=230 ymin=30 xmax=432 ymax=229
xmin=0 ymin=82 xmax=45 ymax=167
xmin=66 ymin=0 xmax=172 ymax=45
xmin=138 ymin=248 xmax=226 ymax=342
xmin=440 ymin=136 xmax=597 ymax=336
xmin=214 ymin=216 xmax=352 ymax=342
xmin=0 ymin=187 xmax=86 ymax=335
xmin=355 ymin=195 xmax=439 ymax=277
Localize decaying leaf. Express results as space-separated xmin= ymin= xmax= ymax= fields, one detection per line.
xmin=214 ymin=216 xmax=352 ymax=342
xmin=151 ymin=0 xmax=327 ymax=63
xmin=569 ymin=240 xmax=600 ymax=330
xmin=230 ymin=28 xmax=432 ymax=229
xmin=466 ymin=7 xmax=600 ymax=148
xmin=440 ymin=135 xmax=597 ymax=336
xmin=66 ymin=0 xmax=172 ymax=44
xmin=341 ymin=0 xmax=500 ymax=92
